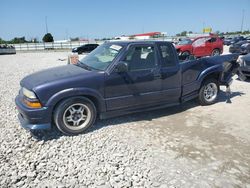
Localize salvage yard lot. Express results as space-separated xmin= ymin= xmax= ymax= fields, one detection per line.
xmin=0 ymin=51 xmax=250 ymax=187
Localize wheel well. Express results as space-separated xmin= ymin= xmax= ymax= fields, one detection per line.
xmin=51 ymin=95 xmax=100 ymax=124
xmin=182 ymin=50 xmax=190 ymax=54
xmin=83 ymin=95 xmax=100 ymax=112
xmin=212 ymin=48 xmax=221 ymax=53
xmin=201 ymin=72 xmax=220 ymax=86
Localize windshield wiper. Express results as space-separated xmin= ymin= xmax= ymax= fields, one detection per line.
xmin=77 ymin=61 xmax=102 ymax=71
xmin=76 ymin=61 xmax=93 ymax=71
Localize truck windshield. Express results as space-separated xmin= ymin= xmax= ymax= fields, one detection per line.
xmin=78 ymin=43 xmax=123 ymax=71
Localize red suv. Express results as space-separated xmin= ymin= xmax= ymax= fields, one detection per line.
xmin=175 ymin=36 xmax=223 ymax=58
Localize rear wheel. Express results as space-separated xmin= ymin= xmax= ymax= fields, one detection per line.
xmin=54 ymin=97 xmax=96 ymax=135
xmin=198 ymin=79 xmax=219 ymax=105
xmin=211 ymin=49 xmax=220 ymax=56
xmin=181 ymin=51 xmax=191 ymax=60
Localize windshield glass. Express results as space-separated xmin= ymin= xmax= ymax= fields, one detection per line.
xmin=178 ymin=39 xmax=192 ymax=45
xmin=78 ymin=43 xmax=123 ymax=71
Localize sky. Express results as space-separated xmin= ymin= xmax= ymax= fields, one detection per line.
xmin=0 ymin=0 xmax=250 ymax=41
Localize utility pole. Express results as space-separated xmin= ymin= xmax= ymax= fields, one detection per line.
xmin=240 ymin=9 xmax=245 ymax=33
xmin=202 ymin=22 xmax=205 ymax=33
xmin=45 ymin=16 xmax=48 ymax=33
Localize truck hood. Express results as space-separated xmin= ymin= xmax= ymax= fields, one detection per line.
xmin=20 ymin=64 xmax=90 ymax=90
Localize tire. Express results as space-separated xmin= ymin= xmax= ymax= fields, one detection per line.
xmin=211 ymin=49 xmax=220 ymax=56
xmin=198 ymin=79 xmax=220 ymax=105
xmin=54 ymin=97 xmax=97 ymax=135
xmin=181 ymin=51 xmax=190 ymax=60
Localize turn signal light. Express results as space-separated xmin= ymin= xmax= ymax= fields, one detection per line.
xmin=23 ymin=99 xmax=42 ymax=108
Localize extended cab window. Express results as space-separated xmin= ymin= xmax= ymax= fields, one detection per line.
xmin=124 ymin=46 xmax=156 ymax=71
xmin=159 ymin=45 xmax=176 ymax=67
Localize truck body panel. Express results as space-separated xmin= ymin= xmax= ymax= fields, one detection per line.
xmin=15 ymin=41 xmax=240 ymax=130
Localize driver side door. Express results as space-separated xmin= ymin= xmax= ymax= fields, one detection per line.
xmin=192 ymin=38 xmax=207 ymax=57
xmin=104 ymin=44 xmax=162 ymax=111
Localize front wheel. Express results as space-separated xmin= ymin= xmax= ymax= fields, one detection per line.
xmin=198 ymin=79 xmax=220 ymax=105
xmin=54 ymin=97 xmax=96 ymax=135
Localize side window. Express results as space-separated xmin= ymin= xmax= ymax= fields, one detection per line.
xmin=123 ymin=45 xmax=156 ymax=71
xmin=207 ymin=37 xmax=217 ymax=43
xmin=211 ymin=37 xmax=217 ymax=42
xmin=159 ymin=45 xmax=176 ymax=67
xmin=192 ymin=38 xmax=206 ymax=47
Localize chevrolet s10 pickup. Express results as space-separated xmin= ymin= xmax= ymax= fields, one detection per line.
xmin=15 ymin=41 xmax=241 ymax=135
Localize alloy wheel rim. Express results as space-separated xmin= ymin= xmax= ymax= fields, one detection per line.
xmin=213 ymin=50 xmax=220 ymax=56
xmin=63 ymin=103 xmax=91 ymax=130
xmin=204 ymin=83 xmax=218 ymax=102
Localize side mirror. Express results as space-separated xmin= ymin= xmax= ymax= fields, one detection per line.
xmin=115 ymin=61 xmax=128 ymax=73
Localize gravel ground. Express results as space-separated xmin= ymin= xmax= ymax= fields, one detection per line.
xmin=0 ymin=51 xmax=250 ymax=188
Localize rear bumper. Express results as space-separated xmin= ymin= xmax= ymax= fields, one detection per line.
xmin=15 ymin=96 xmax=52 ymax=130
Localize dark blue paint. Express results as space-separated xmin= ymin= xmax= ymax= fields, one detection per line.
xmin=15 ymin=41 xmax=239 ymax=130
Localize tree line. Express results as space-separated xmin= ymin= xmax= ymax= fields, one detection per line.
xmin=0 ymin=33 xmax=54 ymax=44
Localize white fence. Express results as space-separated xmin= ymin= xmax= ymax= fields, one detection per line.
xmin=11 ymin=37 xmax=175 ymax=51
xmin=12 ymin=41 xmax=104 ymax=51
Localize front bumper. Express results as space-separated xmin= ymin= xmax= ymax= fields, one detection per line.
xmin=15 ymin=96 xmax=52 ymax=130
xmin=17 ymin=114 xmax=51 ymax=130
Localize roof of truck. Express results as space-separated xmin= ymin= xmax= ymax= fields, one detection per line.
xmin=105 ymin=40 xmax=173 ymax=46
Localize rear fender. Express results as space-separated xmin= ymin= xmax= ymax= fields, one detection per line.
xmin=198 ymin=54 xmax=240 ymax=86
xmin=197 ymin=65 xmax=222 ymax=85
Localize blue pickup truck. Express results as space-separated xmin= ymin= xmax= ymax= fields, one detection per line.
xmin=15 ymin=41 xmax=240 ymax=135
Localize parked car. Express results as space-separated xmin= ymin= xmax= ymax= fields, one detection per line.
xmin=238 ymin=53 xmax=250 ymax=78
xmin=223 ymin=37 xmax=233 ymax=46
xmin=229 ymin=36 xmax=246 ymax=45
xmin=0 ymin=45 xmax=16 ymax=55
xmin=16 ymin=41 xmax=240 ymax=135
xmin=240 ymin=43 xmax=250 ymax=54
xmin=175 ymin=36 xmax=223 ymax=59
xmin=229 ymin=40 xmax=250 ymax=53
xmin=72 ymin=44 xmax=99 ymax=54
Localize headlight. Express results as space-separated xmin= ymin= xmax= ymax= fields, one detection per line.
xmin=22 ymin=87 xmax=42 ymax=108
xmin=22 ymin=87 xmax=37 ymax=99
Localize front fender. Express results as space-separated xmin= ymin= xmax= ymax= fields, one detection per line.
xmin=45 ymin=87 xmax=106 ymax=112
